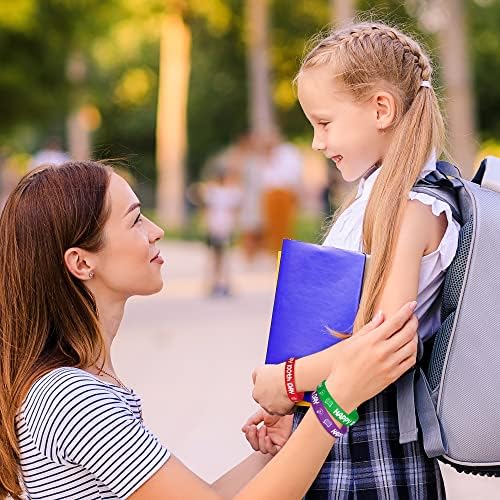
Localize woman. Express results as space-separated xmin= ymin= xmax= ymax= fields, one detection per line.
xmin=0 ymin=161 xmax=418 ymax=499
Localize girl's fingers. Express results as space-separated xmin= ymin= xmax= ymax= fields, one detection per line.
xmin=262 ymin=413 xmax=281 ymax=427
xmin=265 ymin=435 xmax=280 ymax=455
xmin=241 ymin=410 xmax=265 ymax=431
xmin=258 ymin=425 xmax=268 ymax=454
xmin=245 ymin=425 xmax=260 ymax=451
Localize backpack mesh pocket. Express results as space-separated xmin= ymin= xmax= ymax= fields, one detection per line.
xmin=428 ymin=216 xmax=473 ymax=391
xmin=441 ymin=217 xmax=474 ymax=320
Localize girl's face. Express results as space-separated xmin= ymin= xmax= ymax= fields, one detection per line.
xmin=297 ymin=65 xmax=394 ymax=182
xmin=88 ymin=173 xmax=165 ymax=300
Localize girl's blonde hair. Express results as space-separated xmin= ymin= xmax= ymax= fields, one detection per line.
xmin=298 ymin=22 xmax=446 ymax=332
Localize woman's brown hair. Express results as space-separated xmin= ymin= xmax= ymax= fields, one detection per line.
xmin=298 ymin=21 xmax=446 ymax=332
xmin=0 ymin=161 xmax=112 ymax=498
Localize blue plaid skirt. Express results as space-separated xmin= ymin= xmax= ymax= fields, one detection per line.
xmin=293 ymin=384 xmax=445 ymax=500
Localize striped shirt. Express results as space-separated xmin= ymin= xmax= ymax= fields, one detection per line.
xmin=16 ymin=367 xmax=170 ymax=499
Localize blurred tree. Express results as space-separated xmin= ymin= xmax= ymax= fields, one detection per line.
xmin=156 ymin=0 xmax=191 ymax=228
xmin=468 ymin=0 xmax=500 ymax=147
xmin=245 ymin=0 xmax=276 ymax=139
xmin=331 ymin=0 xmax=356 ymax=25
xmin=1 ymin=0 xmax=500 ymax=210
xmin=0 ymin=1 xmax=119 ymax=148
xmin=407 ymin=0 xmax=477 ymax=178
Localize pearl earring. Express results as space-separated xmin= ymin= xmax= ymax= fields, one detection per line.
xmin=89 ymin=271 xmax=94 ymax=279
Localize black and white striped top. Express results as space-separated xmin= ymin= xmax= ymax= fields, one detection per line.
xmin=16 ymin=367 xmax=170 ymax=499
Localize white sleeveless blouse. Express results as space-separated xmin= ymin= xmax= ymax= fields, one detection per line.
xmin=323 ymin=155 xmax=461 ymax=342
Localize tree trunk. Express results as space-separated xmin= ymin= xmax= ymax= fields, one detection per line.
xmin=156 ymin=8 xmax=191 ymax=228
xmin=245 ymin=0 xmax=276 ymax=139
xmin=66 ymin=51 xmax=91 ymax=160
xmin=329 ymin=0 xmax=356 ymax=201
xmin=330 ymin=0 xmax=355 ymax=26
xmin=436 ymin=0 xmax=477 ymax=178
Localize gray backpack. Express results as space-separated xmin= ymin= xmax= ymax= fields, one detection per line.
xmin=396 ymin=157 xmax=500 ymax=476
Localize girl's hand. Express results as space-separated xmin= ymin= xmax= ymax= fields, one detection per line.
xmin=325 ymin=302 xmax=419 ymax=414
xmin=251 ymin=363 xmax=294 ymax=416
xmin=241 ymin=409 xmax=293 ymax=456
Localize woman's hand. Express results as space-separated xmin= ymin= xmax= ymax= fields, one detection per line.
xmin=325 ymin=302 xmax=419 ymax=413
xmin=241 ymin=409 xmax=293 ymax=456
xmin=251 ymin=364 xmax=294 ymax=416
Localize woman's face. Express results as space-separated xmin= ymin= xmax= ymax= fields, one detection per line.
xmin=89 ymin=173 xmax=165 ymax=300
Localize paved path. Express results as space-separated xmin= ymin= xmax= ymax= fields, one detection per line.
xmin=113 ymin=241 xmax=499 ymax=498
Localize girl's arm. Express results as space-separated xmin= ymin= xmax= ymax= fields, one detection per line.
xmin=128 ymin=302 xmax=418 ymax=499
xmin=252 ymin=200 xmax=446 ymax=415
xmin=301 ymin=200 xmax=436 ymax=383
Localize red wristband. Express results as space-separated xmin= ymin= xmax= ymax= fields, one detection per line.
xmin=284 ymin=357 xmax=305 ymax=402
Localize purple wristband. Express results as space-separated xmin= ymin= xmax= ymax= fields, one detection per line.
xmin=311 ymin=391 xmax=347 ymax=438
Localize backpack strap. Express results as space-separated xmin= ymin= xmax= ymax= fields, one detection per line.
xmin=413 ymin=161 xmax=463 ymax=225
xmin=396 ymin=161 xmax=463 ymax=448
xmin=415 ymin=368 xmax=448 ymax=457
xmin=396 ymin=362 xmax=448 ymax=456
xmin=472 ymin=156 xmax=500 ymax=192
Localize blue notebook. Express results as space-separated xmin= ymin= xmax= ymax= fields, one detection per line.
xmin=265 ymin=239 xmax=367 ymax=403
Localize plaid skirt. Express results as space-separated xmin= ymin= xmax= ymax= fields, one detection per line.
xmin=293 ymin=384 xmax=445 ymax=500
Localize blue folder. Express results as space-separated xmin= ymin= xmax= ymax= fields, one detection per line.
xmin=265 ymin=239 xmax=367 ymax=402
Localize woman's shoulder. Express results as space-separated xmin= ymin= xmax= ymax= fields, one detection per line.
xmin=21 ymin=367 xmax=127 ymax=419
xmin=27 ymin=366 xmax=105 ymax=394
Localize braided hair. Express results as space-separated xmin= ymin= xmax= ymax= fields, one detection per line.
xmin=298 ymin=22 xmax=446 ymax=331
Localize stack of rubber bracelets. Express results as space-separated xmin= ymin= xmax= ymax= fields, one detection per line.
xmin=284 ymin=357 xmax=358 ymax=438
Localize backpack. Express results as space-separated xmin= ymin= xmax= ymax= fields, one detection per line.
xmin=396 ymin=156 xmax=500 ymax=476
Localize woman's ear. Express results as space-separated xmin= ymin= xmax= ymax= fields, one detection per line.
xmin=64 ymin=248 xmax=94 ymax=281
xmin=374 ymin=92 xmax=396 ymax=131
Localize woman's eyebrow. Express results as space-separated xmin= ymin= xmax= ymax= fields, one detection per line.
xmin=124 ymin=202 xmax=141 ymax=217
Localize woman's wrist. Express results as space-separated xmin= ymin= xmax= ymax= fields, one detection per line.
xmin=324 ymin=377 xmax=357 ymax=416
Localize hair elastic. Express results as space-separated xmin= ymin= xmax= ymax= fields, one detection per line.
xmin=421 ymin=80 xmax=432 ymax=88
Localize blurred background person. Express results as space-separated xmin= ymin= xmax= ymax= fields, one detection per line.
xmin=261 ymin=132 xmax=303 ymax=255
xmin=28 ymin=136 xmax=70 ymax=170
xmin=200 ymin=163 xmax=242 ymax=297
xmin=236 ymin=132 xmax=266 ymax=263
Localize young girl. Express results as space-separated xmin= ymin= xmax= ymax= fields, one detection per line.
xmin=0 ymin=161 xmax=418 ymax=499
xmin=248 ymin=21 xmax=461 ymax=499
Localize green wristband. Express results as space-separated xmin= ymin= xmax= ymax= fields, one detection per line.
xmin=317 ymin=380 xmax=359 ymax=427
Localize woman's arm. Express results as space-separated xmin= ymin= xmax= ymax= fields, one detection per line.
xmin=252 ymin=199 xmax=444 ymax=414
xmin=129 ymin=302 xmax=418 ymax=499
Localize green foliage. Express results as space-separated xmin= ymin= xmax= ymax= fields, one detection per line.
xmin=186 ymin=0 xmax=248 ymax=181
xmin=1 ymin=0 xmax=500 ymax=205
xmin=469 ymin=0 xmax=500 ymax=140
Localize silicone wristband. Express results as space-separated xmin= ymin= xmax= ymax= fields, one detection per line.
xmin=284 ymin=357 xmax=305 ymax=402
xmin=310 ymin=391 xmax=346 ymax=438
xmin=317 ymin=380 xmax=359 ymax=426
